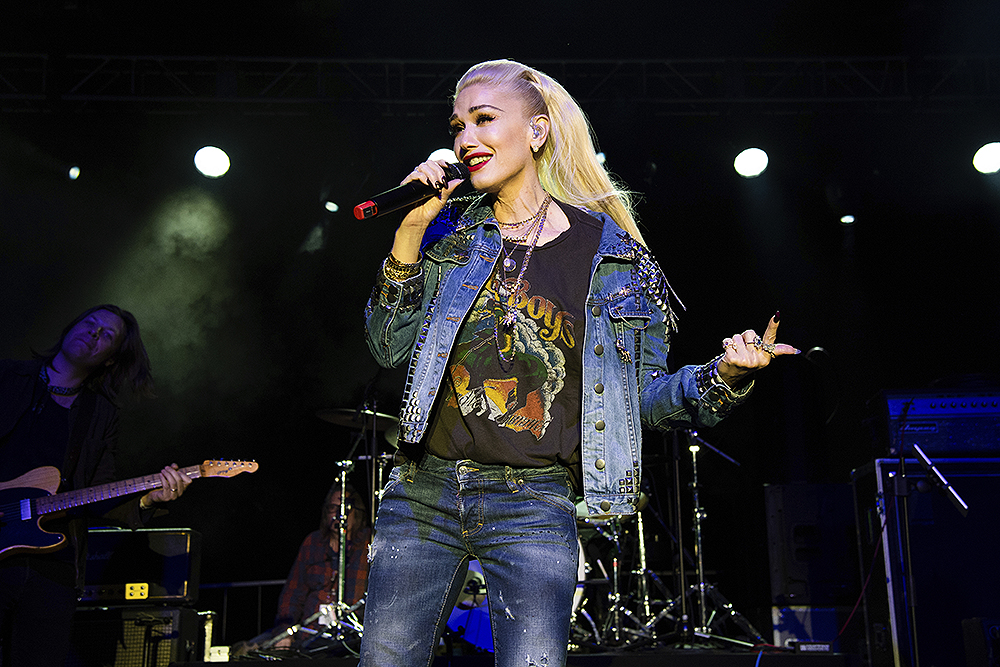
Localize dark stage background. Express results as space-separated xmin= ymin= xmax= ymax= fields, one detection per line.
xmin=2 ymin=0 xmax=999 ymax=649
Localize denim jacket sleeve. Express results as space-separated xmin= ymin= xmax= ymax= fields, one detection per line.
xmin=364 ymin=259 xmax=432 ymax=369
xmin=637 ymin=311 xmax=753 ymax=430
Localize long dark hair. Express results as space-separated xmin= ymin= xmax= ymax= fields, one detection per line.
xmin=319 ymin=483 xmax=369 ymax=538
xmin=36 ymin=304 xmax=155 ymax=404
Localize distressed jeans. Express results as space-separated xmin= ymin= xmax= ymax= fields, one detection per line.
xmin=358 ymin=453 xmax=579 ymax=667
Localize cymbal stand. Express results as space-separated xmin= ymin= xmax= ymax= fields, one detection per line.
xmin=334 ymin=459 xmax=353 ymax=612
xmin=624 ymin=507 xmax=678 ymax=645
xmin=664 ymin=430 xmax=765 ymax=647
xmin=587 ymin=517 xmax=656 ymax=648
xmin=297 ymin=459 xmax=365 ymax=654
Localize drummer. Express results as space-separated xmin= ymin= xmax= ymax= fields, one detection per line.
xmin=272 ymin=484 xmax=371 ymax=648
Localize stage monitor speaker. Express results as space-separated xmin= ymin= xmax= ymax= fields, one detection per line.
xmin=67 ymin=606 xmax=200 ymax=667
xmin=80 ymin=528 xmax=201 ymax=605
xmin=852 ymin=457 xmax=1000 ymax=667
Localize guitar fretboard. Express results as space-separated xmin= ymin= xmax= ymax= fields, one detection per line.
xmin=33 ymin=465 xmax=202 ymax=516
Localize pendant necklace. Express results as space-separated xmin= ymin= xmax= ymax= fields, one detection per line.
xmin=495 ymin=193 xmax=552 ymax=367
xmin=498 ymin=195 xmax=548 ymax=273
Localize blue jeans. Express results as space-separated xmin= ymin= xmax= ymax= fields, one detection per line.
xmin=359 ymin=453 xmax=579 ymax=667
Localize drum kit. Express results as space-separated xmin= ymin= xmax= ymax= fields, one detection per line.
xmin=258 ymin=406 xmax=766 ymax=658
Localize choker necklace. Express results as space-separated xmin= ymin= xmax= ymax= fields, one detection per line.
xmin=40 ymin=365 xmax=83 ymax=396
xmin=495 ymin=193 xmax=552 ymax=368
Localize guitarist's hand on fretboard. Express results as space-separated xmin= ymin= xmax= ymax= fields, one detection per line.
xmin=139 ymin=463 xmax=192 ymax=509
xmin=1 ymin=459 xmax=257 ymax=561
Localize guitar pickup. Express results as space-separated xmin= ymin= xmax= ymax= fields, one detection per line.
xmin=125 ymin=583 xmax=149 ymax=600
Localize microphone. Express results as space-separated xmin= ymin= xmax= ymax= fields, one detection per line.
xmin=353 ymin=163 xmax=470 ymax=220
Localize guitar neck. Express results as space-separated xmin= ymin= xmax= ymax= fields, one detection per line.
xmin=33 ymin=465 xmax=202 ymax=516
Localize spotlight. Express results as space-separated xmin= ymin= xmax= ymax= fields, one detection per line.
xmin=973 ymin=142 xmax=1000 ymax=174
xmin=734 ymin=148 xmax=768 ymax=179
xmin=840 ymin=215 xmax=856 ymax=225
xmin=67 ymin=166 xmax=81 ymax=180
xmin=324 ymin=201 xmax=339 ymax=213
xmin=194 ymin=146 xmax=231 ymax=178
xmin=427 ymin=148 xmax=459 ymax=163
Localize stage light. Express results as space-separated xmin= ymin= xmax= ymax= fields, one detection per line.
xmin=325 ymin=201 xmax=339 ymax=213
xmin=734 ymin=148 xmax=768 ymax=178
xmin=840 ymin=215 xmax=856 ymax=225
xmin=973 ymin=142 xmax=1000 ymax=174
xmin=194 ymin=146 xmax=231 ymax=178
xmin=428 ymin=148 xmax=458 ymax=163
xmin=67 ymin=166 xmax=81 ymax=180
xmin=596 ymin=152 xmax=606 ymax=165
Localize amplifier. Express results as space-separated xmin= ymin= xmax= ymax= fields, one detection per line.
xmin=68 ymin=606 xmax=201 ymax=667
xmin=81 ymin=528 xmax=201 ymax=605
xmin=883 ymin=390 xmax=1000 ymax=456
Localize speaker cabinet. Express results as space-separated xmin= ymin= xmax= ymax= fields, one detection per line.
xmin=765 ymin=484 xmax=863 ymax=653
xmin=765 ymin=483 xmax=859 ymax=607
xmin=67 ymin=606 xmax=200 ymax=667
xmin=80 ymin=528 xmax=201 ymax=605
xmin=852 ymin=458 xmax=1000 ymax=667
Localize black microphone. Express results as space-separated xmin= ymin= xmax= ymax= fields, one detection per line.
xmin=353 ymin=163 xmax=470 ymax=220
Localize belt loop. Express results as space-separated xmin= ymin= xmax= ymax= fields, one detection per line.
xmin=505 ymin=466 xmax=519 ymax=493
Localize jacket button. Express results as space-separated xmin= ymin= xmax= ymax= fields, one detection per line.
xmin=591 ymin=305 xmax=601 ymax=317
xmin=595 ymin=420 xmax=606 ymax=431
xmin=594 ymin=383 xmax=604 ymax=394
xmin=594 ymin=344 xmax=604 ymax=356
xmin=600 ymin=501 xmax=611 ymax=512
xmin=595 ymin=458 xmax=606 ymax=470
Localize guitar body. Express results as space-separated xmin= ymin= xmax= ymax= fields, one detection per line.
xmin=0 ymin=466 xmax=67 ymax=558
xmin=0 ymin=460 xmax=257 ymax=562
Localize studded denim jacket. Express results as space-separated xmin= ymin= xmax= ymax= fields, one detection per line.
xmin=364 ymin=196 xmax=751 ymax=516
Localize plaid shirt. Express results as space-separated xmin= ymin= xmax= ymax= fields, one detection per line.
xmin=274 ymin=526 xmax=371 ymax=628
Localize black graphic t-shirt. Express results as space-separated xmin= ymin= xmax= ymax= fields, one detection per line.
xmin=426 ymin=201 xmax=603 ymax=469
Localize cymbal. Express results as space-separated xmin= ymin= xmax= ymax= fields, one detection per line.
xmin=316 ymin=408 xmax=398 ymax=431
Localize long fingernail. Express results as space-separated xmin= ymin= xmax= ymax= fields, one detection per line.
xmin=773 ymin=311 xmax=781 ymax=323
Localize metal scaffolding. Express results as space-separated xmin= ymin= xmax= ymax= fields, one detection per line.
xmin=2 ymin=54 xmax=998 ymax=115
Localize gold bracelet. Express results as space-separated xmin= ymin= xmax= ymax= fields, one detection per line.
xmin=383 ymin=252 xmax=422 ymax=282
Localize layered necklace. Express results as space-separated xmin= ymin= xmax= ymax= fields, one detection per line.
xmin=494 ymin=193 xmax=552 ymax=368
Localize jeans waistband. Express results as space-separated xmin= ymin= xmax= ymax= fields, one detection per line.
xmin=416 ymin=452 xmax=567 ymax=481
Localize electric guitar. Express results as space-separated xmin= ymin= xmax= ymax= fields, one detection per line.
xmin=0 ymin=459 xmax=258 ymax=560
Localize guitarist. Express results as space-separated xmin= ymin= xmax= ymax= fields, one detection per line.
xmin=0 ymin=304 xmax=190 ymax=667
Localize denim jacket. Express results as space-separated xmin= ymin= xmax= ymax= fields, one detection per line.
xmin=365 ymin=196 xmax=751 ymax=517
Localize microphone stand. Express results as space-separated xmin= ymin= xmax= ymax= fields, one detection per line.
xmin=890 ymin=443 xmax=970 ymax=667
xmin=668 ymin=430 xmax=764 ymax=647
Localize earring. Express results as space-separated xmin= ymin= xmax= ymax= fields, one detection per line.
xmin=531 ymin=123 xmax=541 ymax=139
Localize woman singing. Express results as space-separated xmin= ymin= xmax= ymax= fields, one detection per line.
xmin=360 ymin=59 xmax=797 ymax=667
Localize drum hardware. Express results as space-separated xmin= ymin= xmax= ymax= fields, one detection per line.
xmin=572 ymin=505 xmax=659 ymax=650
xmin=656 ymin=430 xmax=764 ymax=647
xmin=299 ymin=458 xmax=366 ymax=655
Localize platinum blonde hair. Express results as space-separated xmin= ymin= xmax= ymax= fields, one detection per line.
xmin=454 ymin=59 xmax=646 ymax=245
